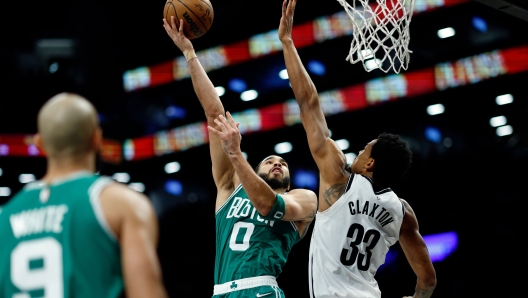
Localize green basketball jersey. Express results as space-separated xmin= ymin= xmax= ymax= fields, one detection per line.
xmin=214 ymin=184 xmax=300 ymax=285
xmin=0 ymin=172 xmax=123 ymax=298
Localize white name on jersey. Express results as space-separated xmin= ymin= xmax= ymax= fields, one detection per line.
xmin=9 ymin=205 xmax=69 ymax=238
xmin=226 ymin=197 xmax=275 ymax=227
xmin=348 ymin=199 xmax=395 ymax=227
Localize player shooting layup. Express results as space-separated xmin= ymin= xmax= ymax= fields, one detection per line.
xmin=279 ymin=0 xmax=437 ymax=297
xmin=163 ymin=7 xmax=317 ymax=297
xmin=0 ymin=93 xmax=168 ymax=298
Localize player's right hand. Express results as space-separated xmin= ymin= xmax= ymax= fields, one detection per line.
xmin=163 ymin=16 xmax=193 ymax=53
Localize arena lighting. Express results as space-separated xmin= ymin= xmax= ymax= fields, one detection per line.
xmin=437 ymin=27 xmax=455 ymax=39
xmin=0 ymin=144 xmax=9 ymax=156
xmin=241 ymin=152 xmax=248 ymax=160
xmin=489 ymin=116 xmax=507 ymax=127
xmin=0 ymin=168 xmax=3 ymax=177
xmin=0 ymin=187 xmax=11 ymax=197
xmin=215 ymin=86 xmax=225 ymax=96
xmin=19 ymin=174 xmax=36 ymax=184
xmin=423 ymin=231 xmax=458 ymax=262
xmin=496 ymin=94 xmax=513 ymax=105
xmin=345 ymin=152 xmax=357 ymax=164
xmin=112 ymin=173 xmax=130 ymax=183
xmin=427 ymin=104 xmax=445 ymax=116
xmin=496 ymin=125 xmax=513 ymax=137
xmin=228 ymin=78 xmax=247 ymax=93
xmin=165 ymin=106 xmax=186 ymax=119
xmin=472 ymin=16 xmax=488 ymax=32
xmin=164 ymin=161 xmax=181 ymax=174
xmin=49 ymin=62 xmax=59 ymax=73
xmin=335 ymin=139 xmax=350 ymax=151
xmin=425 ymin=127 xmax=442 ymax=143
xmin=279 ymin=69 xmax=289 ymax=80
xmin=128 ymin=182 xmax=146 ymax=193
xmin=164 ymin=180 xmax=183 ymax=196
xmin=293 ymin=170 xmax=318 ymax=190
xmin=365 ymin=59 xmax=381 ymax=71
xmin=307 ymin=60 xmax=326 ymax=76
xmin=443 ymin=137 xmax=453 ymax=148
xmin=241 ymin=90 xmax=258 ymax=101
xmin=274 ymin=142 xmax=292 ymax=154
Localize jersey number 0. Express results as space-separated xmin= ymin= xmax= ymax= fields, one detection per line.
xmin=340 ymin=223 xmax=381 ymax=271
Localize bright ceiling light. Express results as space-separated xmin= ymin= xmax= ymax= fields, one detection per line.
xmin=0 ymin=168 xmax=2 ymax=177
xmin=241 ymin=152 xmax=248 ymax=160
xmin=128 ymin=182 xmax=146 ymax=193
xmin=19 ymin=174 xmax=36 ymax=184
xmin=345 ymin=153 xmax=357 ymax=164
xmin=489 ymin=116 xmax=507 ymax=127
xmin=274 ymin=142 xmax=292 ymax=154
xmin=496 ymin=125 xmax=513 ymax=137
xmin=279 ymin=69 xmax=289 ymax=80
xmin=215 ymin=86 xmax=225 ymax=96
xmin=112 ymin=173 xmax=130 ymax=183
xmin=241 ymin=90 xmax=258 ymax=101
xmin=335 ymin=139 xmax=350 ymax=151
xmin=0 ymin=187 xmax=11 ymax=197
xmin=437 ymin=27 xmax=455 ymax=39
xmin=165 ymin=161 xmax=181 ymax=174
xmin=427 ymin=104 xmax=445 ymax=116
xmin=365 ymin=59 xmax=381 ymax=71
xmin=496 ymin=94 xmax=513 ymax=105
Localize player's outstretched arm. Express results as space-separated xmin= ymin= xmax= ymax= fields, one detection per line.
xmin=100 ymin=184 xmax=168 ymax=298
xmin=279 ymin=0 xmax=347 ymax=182
xmin=399 ymin=199 xmax=437 ymax=298
xmin=163 ymin=17 xmax=236 ymax=194
xmin=208 ymin=113 xmax=317 ymax=229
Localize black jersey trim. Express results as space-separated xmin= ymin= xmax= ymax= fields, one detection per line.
xmin=309 ymin=254 xmax=315 ymax=298
xmin=375 ymin=188 xmax=392 ymax=195
xmin=400 ymin=200 xmax=406 ymax=217
xmin=344 ymin=173 xmax=355 ymax=193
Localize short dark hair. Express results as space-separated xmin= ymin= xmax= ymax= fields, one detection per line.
xmin=370 ymin=133 xmax=412 ymax=187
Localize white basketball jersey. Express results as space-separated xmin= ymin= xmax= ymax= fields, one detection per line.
xmin=309 ymin=174 xmax=405 ymax=298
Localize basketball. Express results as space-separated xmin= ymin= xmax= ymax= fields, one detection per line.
xmin=164 ymin=0 xmax=214 ymax=39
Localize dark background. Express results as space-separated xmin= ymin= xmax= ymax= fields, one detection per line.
xmin=1 ymin=0 xmax=528 ymax=297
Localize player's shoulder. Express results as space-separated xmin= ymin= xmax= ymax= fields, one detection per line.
xmin=99 ymin=182 xmax=154 ymax=218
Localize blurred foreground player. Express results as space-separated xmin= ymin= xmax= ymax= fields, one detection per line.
xmin=163 ymin=15 xmax=317 ymax=298
xmin=0 ymin=93 xmax=168 ymax=298
xmin=278 ymin=0 xmax=437 ymax=297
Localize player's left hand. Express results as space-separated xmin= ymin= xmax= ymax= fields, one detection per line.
xmin=163 ymin=16 xmax=194 ymax=53
xmin=278 ymin=0 xmax=296 ymax=43
xmin=208 ymin=112 xmax=242 ymax=157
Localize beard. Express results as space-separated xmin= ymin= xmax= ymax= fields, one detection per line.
xmin=258 ymin=173 xmax=290 ymax=190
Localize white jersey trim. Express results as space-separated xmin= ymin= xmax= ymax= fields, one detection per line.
xmin=88 ymin=177 xmax=118 ymax=242
xmin=213 ymin=275 xmax=277 ymax=295
xmin=215 ymin=184 xmax=243 ymax=215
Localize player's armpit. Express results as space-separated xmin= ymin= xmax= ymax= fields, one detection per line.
xmin=100 ymin=185 xmax=168 ymax=298
xmin=399 ymin=200 xmax=437 ymax=298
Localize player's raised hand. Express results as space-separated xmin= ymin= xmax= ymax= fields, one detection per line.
xmin=278 ymin=0 xmax=297 ymax=43
xmin=208 ymin=112 xmax=242 ymax=157
xmin=163 ymin=16 xmax=194 ymax=53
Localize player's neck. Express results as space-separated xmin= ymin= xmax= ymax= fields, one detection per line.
xmin=43 ymin=154 xmax=96 ymax=184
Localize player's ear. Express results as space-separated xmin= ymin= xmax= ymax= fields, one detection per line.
xmin=33 ymin=134 xmax=47 ymax=155
xmin=365 ymin=158 xmax=375 ymax=172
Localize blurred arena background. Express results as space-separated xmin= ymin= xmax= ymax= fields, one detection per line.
xmin=1 ymin=0 xmax=528 ymax=297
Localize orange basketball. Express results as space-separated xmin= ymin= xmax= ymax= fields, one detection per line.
xmin=164 ymin=0 xmax=214 ymax=39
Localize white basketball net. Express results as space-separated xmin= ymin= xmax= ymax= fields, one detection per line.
xmin=337 ymin=0 xmax=416 ymax=73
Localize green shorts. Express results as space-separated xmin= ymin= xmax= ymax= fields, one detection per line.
xmin=212 ymin=285 xmax=285 ymax=298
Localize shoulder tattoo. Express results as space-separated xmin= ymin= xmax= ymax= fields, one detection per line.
xmin=323 ymin=183 xmax=347 ymax=207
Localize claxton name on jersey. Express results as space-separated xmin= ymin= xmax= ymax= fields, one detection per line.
xmin=226 ymin=197 xmax=276 ymax=227
xmin=348 ymin=199 xmax=395 ymax=227
xmin=9 ymin=205 xmax=69 ymax=238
